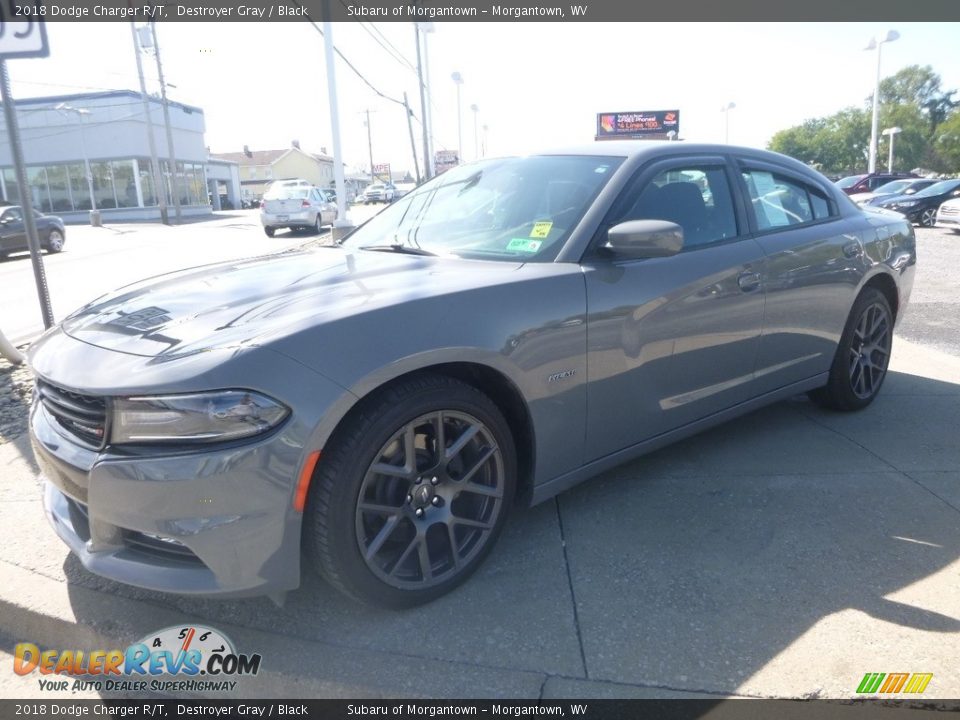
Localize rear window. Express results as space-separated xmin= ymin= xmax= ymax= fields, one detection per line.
xmin=836 ymin=175 xmax=867 ymax=189
xmin=264 ymin=187 xmax=309 ymax=200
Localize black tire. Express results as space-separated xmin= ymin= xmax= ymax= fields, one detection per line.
xmin=808 ymin=287 xmax=893 ymax=411
xmin=46 ymin=229 xmax=65 ymax=253
xmin=314 ymin=215 xmax=323 ymax=234
xmin=304 ymin=374 xmax=517 ymax=608
xmin=919 ymin=208 xmax=937 ymax=227
xmin=264 ymin=227 xmax=275 ymax=238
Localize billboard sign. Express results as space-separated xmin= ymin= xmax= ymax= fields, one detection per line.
xmin=434 ymin=150 xmax=460 ymax=175
xmin=372 ymin=163 xmax=391 ymax=182
xmin=596 ymin=110 xmax=679 ymax=140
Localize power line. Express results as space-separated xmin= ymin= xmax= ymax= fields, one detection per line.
xmin=358 ymin=19 xmax=418 ymax=74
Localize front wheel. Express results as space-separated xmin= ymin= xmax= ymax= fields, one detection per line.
xmin=304 ymin=375 xmax=516 ymax=608
xmin=264 ymin=227 xmax=275 ymax=238
xmin=919 ymin=208 xmax=937 ymax=227
xmin=808 ymin=288 xmax=893 ymax=411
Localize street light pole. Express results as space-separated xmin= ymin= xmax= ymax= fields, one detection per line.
xmin=721 ymin=102 xmax=736 ymax=144
xmin=55 ymin=103 xmax=97 ymax=218
xmin=364 ymin=109 xmax=375 ymax=182
xmin=882 ymin=126 xmax=902 ymax=172
xmin=866 ymin=30 xmax=899 ymax=174
xmin=451 ymin=71 xmax=463 ymax=164
xmin=414 ymin=24 xmax=431 ymax=181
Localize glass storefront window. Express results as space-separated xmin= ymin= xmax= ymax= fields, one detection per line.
xmin=27 ymin=167 xmax=52 ymax=212
xmin=138 ymin=158 xmax=158 ymax=206
xmin=68 ymin=164 xmax=92 ymax=210
xmin=46 ymin=165 xmax=73 ymax=212
xmin=2 ymin=168 xmax=21 ymax=204
xmin=112 ymin=160 xmax=137 ymax=208
xmin=90 ymin=161 xmax=116 ymax=209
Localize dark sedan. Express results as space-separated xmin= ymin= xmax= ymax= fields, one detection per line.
xmin=876 ymin=178 xmax=960 ymax=226
xmin=28 ymin=143 xmax=915 ymax=608
xmin=0 ymin=206 xmax=66 ymax=260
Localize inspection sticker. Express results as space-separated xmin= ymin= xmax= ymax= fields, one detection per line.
xmin=506 ymin=238 xmax=543 ymax=253
xmin=530 ymin=221 xmax=553 ymax=238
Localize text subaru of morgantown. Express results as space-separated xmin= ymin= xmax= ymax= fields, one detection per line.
xmin=29 ymin=143 xmax=915 ymax=607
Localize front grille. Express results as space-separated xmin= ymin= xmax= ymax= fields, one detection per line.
xmin=940 ymin=205 xmax=959 ymax=216
xmin=37 ymin=380 xmax=107 ymax=448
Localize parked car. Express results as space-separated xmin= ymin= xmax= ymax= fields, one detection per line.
xmin=0 ymin=206 xmax=66 ymax=260
xmin=835 ymin=171 xmax=918 ymax=195
xmin=875 ymin=178 xmax=960 ymax=227
xmin=935 ymin=197 xmax=960 ymax=233
xmin=393 ymin=182 xmax=417 ymax=199
xmin=261 ymin=185 xmax=337 ymax=237
xmin=362 ymin=183 xmax=397 ymax=204
xmin=28 ymin=143 xmax=915 ymax=608
xmin=850 ymin=178 xmax=937 ymax=206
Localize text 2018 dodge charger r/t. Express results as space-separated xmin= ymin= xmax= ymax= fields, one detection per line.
xmin=29 ymin=143 xmax=915 ymax=608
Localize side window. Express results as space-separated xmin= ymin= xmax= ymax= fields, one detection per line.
xmin=616 ymin=165 xmax=738 ymax=249
xmin=2 ymin=208 xmax=22 ymax=223
xmin=741 ymin=169 xmax=832 ymax=230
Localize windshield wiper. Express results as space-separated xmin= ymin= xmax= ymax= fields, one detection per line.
xmin=358 ymin=244 xmax=437 ymax=257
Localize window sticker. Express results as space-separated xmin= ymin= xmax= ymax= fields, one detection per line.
xmin=530 ymin=221 xmax=553 ymax=238
xmin=506 ymin=238 xmax=543 ymax=253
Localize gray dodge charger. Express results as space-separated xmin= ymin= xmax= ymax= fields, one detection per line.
xmin=28 ymin=143 xmax=915 ymax=607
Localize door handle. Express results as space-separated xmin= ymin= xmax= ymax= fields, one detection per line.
xmin=737 ymin=271 xmax=761 ymax=293
xmin=842 ymin=241 xmax=863 ymax=258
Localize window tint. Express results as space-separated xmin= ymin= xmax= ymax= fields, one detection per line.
xmin=742 ymin=169 xmax=832 ymax=229
xmin=616 ymin=165 xmax=738 ymax=248
xmin=2 ymin=208 xmax=22 ymax=222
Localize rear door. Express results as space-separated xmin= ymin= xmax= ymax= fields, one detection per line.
xmin=736 ymin=159 xmax=863 ymax=393
xmin=581 ymin=155 xmax=767 ymax=461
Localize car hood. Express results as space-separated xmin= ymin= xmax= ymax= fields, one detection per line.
xmin=60 ymin=246 xmax=525 ymax=358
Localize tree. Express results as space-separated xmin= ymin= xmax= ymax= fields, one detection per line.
xmin=879 ymin=65 xmax=957 ymax=134
xmin=934 ymin=112 xmax=960 ymax=172
xmin=769 ymin=108 xmax=870 ymax=175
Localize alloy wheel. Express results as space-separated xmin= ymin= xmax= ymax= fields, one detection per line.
xmin=848 ymin=301 xmax=891 ymax=400
xmin=920 ymin=208 xmax=937 ymax=227
xmin=47 ymin=231 xmax=64 ymax=252
xmin=354 ymin=410 xmax=504 ymax=590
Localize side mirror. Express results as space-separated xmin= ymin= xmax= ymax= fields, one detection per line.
xmin=603 ymin=219 xmax=684 ymax=258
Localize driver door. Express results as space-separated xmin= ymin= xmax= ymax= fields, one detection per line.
xmin=581 ymin=156 xmax=767 ymax=461
xmin=0 ymin=208 xmax=26 ymax=253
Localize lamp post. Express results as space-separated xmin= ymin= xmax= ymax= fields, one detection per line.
xmin=882 ymin=126 xmax=902 ymax=172
xmin=55 ymin=103 xmax=97 ymax=220
xmin=451 ymin=71 xmax=463 ymax=164
xmin=470 ymin=103 xmax=479 ymax=160
xmin=865 ymin=30 xmax=899 ymax=174
xmin=720 ymin=102 xmax=736 ymax=144
xmin=481 ymin=123 xmax=488 ymax=157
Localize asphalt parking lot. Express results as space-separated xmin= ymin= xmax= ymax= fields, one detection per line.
xmin=0 ymin=223 xmax=958 ymax=701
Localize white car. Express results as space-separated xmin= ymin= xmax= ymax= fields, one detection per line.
xmin=261 ymin=185 xmax=337 ymax=237
xmin=362 ymin=183 xmax=397 ymax=204
xmin=936 ymin=197 xmax=960 ymax=233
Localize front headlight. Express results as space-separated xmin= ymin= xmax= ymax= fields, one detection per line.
xmin=895 ymin=200 xmax=919 ymax=208
xmin=112 ymin=390 xmax=289 ymax=444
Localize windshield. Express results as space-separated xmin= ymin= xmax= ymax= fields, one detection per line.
xmin=264 ymin=187 xmax=309 ymax=200
xmin=872 ymin=179 xmax=913 ymax=195
xmin=912 ymin=179 xmax=960 ymax=198
xmin=836 ymin=174 xmax=867 ymax=189
xmin=341 ymin=155 xmax=622 ymax=262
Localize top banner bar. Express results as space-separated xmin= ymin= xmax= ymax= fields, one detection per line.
xmin=16 ymin=0 xmax=960 ymax=21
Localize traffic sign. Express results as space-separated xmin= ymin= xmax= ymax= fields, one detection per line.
xmin=0 ymin=1 xmax=49 ymax=59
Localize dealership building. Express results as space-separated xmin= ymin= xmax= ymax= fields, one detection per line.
xmin=0 ymin=90 xmax=240 ymax=221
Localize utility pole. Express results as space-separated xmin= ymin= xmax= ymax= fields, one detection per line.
xmin=414 ymin=25 xmax=431 ymax=181
xmin=362 ymin=109 xmax=375 ymax=182
xmin=130 ymin=22 xmax=169 ymax=224
xmin=417 ymin=22 xmax=435 ymax=178
xmin=150 ymin=21 xmax=182 ymax=223
xmin=403 ymin=92 xmax=421 ymax=183
xmin=321 ymin=6 xmax=350 ymax=237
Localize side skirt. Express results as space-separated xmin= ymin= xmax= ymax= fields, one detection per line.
xmin=529 ymin=373 xmax=828 ymax=506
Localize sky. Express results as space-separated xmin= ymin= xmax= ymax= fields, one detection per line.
xmin=7 ymin=22 xmax=960 ymax=176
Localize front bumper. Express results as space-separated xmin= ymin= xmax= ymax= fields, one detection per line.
xmin=32 ymin=400 xmax=306 ymax=597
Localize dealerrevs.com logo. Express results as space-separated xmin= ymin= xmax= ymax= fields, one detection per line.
xmin=13 ymin=625 xmax=261 ymax=694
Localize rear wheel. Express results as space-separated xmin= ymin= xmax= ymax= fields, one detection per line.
xmin=305 ymin=375 xmax=516 ymax=608
xmin=46 ymin=230 xmax=64 ymax=253
xmin=264 ymin=227 xmax=275 ymax=238
xmin=314 ymin=215 xmax=323 ymax=234
xmin=808 ymin=288 xmax=893 ymax=411
xmin=919 ymin=208 xmax=937 ymax=227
